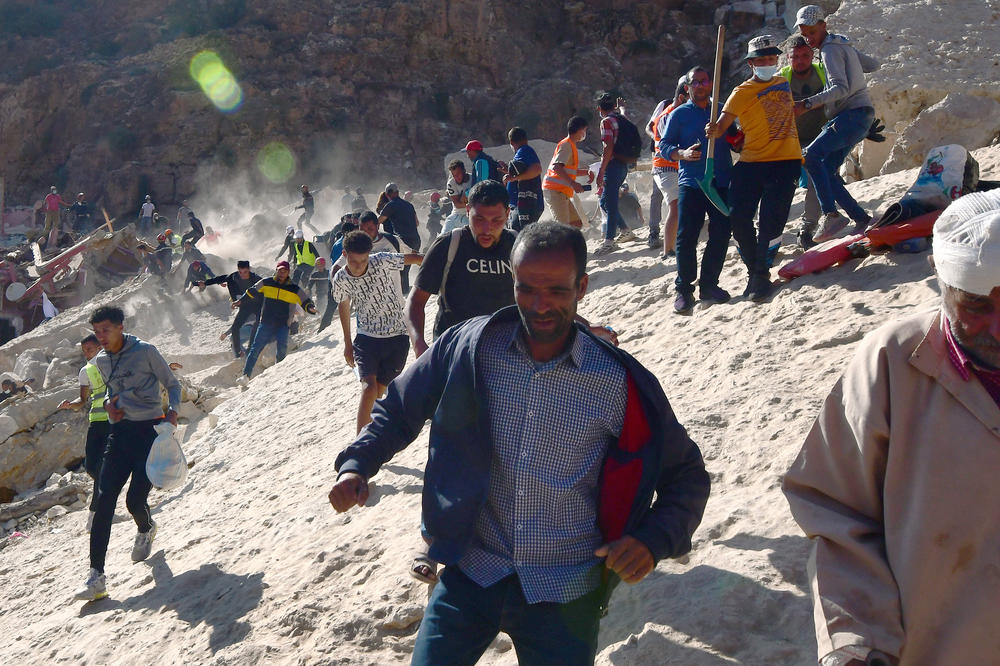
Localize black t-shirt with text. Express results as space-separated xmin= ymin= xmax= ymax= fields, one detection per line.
xmin=416 ymin=227 xmax=517 ymax=338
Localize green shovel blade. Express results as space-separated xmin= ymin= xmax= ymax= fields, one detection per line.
xmin=699 ymin=156 xmax=730 ymax=216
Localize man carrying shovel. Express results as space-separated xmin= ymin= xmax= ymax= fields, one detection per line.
xmin=660 ymin=64 xmax=741 ymax=315
xmin=707 ymin=35 xmax=802 ymax=302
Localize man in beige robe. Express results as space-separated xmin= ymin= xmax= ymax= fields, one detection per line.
xmin=783 ymin=190 xmax=1000 ymax=666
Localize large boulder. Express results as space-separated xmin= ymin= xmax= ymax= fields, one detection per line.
xmin=12 ymin=348 xmax=48 ymax=386
xmin=728 ymin=1 xmax=766 ymax=34
xmin=881 ymin=93 xmax=1000 ymax=175
xmin=43 ymin=357 xmax=80 ymax=391
xmin=0 ymin=409 xmax=81 ymax=495
xmin=830 ymin=0 xmax=1000 ymax=178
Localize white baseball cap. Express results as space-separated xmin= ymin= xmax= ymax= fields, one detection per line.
xmin=795 ymin=5 xmax=825 ymax=26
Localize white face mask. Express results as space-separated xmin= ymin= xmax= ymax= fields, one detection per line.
xmin=753 ymin=65 xmax=778 ymax=81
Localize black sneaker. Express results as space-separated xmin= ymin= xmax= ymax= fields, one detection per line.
xmin=748 ymin=276 xmax=774 ymax=303
xmin=646 ymin=235 xmax=661 ymax=250
xmin=698 ymin=285 xmax=731 ymax=304
xmin=797 ymin=229 xmax=817 ymax=250
xmin=673 ymin=291 xmax=695 ymax=315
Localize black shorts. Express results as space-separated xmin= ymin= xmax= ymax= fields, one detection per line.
xmin=353 ymin=334 xmax=409 ymax=386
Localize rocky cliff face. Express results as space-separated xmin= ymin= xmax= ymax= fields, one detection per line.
xmin=829 ymin=0 xmax=1000 ymax=178
xmin=8 ymin=0 xmax=990 ymax=225
xmin=0 ymin=0 xmax=797 ymax=220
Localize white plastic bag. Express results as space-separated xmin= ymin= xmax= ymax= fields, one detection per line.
xmin=146 ymin=422 xmax=188 ymax=490
xmin=901 ymin=144 xmax=978 ymax=209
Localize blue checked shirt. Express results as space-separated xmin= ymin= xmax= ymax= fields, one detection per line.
xmin=457 ymin=321 xmax=627 ymax=604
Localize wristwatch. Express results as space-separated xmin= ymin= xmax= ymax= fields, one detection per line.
xmin=803 ymin=98 xmax=814 ymax=110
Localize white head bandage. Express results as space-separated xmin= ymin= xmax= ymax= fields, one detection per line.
xmin=933 ymin=191 xmax=1000 ymax=296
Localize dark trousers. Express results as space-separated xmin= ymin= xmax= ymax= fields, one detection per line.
xmin=243 ymin=319 xmax=289 ymax=377
xmin=729 ymin=159 xmax=800 ymax=278
xmin=600 ymin=159 xmax=629 ymax=240
xmin=675 ymin=184 xmax=731 ymax=293
xmin=180 ymin=229 xmax=203 ymax=245
xmin=292 ymin=263 xmax=313 ymax=288
xmin=85 ymin=420 xmax=111 ymax=512
xmin=90 ymin=419 xmax=159 ymax=572
xmin=513 ymin=197 xmax=543 ymax=233
xmin=230 ymin=304 xmax=260 ymax=358
xmin=412 ymin=567 xmax=603 ymax=666
xmin=649 ymin=182 xmax=663 ymax=236
xmin=318 ymin=292 xmax=336 ymax=332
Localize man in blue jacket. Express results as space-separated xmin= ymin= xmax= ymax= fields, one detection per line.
xmin=660 ymin=65 xmax=740 ymax=314
xmin=329 ymin=222 xmax=709 ymax=665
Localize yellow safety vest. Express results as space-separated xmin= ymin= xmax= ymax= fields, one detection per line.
xmin=84 ymin=362 xmax=108 ymax=423
xmin=542 ymin=138 xmax=589 ymax=198
xmin=295 ymin=241 xmax=317 ymax=267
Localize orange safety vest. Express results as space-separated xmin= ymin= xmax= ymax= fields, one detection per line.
xmin=542 ymin=137 xmax=589 ymax=198
xmin=651 ymin=103 xmax=680 ymax=170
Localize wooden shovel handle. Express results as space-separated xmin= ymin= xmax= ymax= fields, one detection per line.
xmin=708 ymin=25 xmax=726 ymax=160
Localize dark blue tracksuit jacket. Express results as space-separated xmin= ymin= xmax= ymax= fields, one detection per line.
xmin=335 ymin=306 xmax=710 ymax=607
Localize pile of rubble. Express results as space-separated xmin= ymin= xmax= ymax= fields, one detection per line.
xmin=0 ymin=225 xmax=148 ymax=344
xmin=0 ymin=469 xmax=90 ymax=553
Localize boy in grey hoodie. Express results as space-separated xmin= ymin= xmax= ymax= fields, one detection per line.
xmin=75 ymin=305 xmax=182 ymax=601
xmin=795 ymin=4 xmax=881 ymax=241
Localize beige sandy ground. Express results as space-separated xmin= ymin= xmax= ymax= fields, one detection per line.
xmin=0 ymin=146 xmax=997 ymax=665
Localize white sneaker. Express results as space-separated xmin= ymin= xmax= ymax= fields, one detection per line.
xmin=616 ymin=229 xmax=638 ymax=243
xmin=236 ymin=375 xmax=249 ymax=388
xmin=131 ymin=521 xmax=157 ymax=562
xmin=86 ymin=510 xmax=95 ymax=533
xmin=593 ymin=239 xmax=619 ymax=256
xmin=813 ymin=212 xmax=850 ymax=243
xmin=73 ymin=568 xmax=107 ymax=601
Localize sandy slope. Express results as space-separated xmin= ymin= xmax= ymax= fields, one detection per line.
xmin=0 ymin=146 xmax=996 ymax=665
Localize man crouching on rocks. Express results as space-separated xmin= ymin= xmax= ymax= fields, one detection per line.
xmin=329 ymin=222 xmax=710 ymax=664
xmin=74 ymin=305 xmax=181 ymax=602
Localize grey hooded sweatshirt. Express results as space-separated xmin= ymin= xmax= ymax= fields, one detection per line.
xmin=805 ymin=33 xmax=880 ymax=118
xmin=93 ymin=334 xmax=181 ymax=422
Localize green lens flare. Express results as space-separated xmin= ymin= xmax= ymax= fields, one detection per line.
xmin=190 ymin=50 xmax=243 ymax=112
xmin=256 ymin=142 xmax=296 ymax=183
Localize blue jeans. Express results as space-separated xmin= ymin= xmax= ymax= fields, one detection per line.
xmin=675 ymin=185 xmax=731 ymax=294
xmin=803 ymin=106 xmax=874 ymax=222
xmin=728 ymin=160 xmax=800 ymax=277
xmin=411 ymin=567 xmax=602 ymax=666
xmin=600 ymin=159 xmax=628 ymax=241
xmin=242 ymin=319 xmax=289 ymax=377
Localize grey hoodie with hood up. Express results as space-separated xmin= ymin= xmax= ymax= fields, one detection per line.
xmin=93 ymin=334 xmax=182 ymax=422
xmin=805 ymin=33 xmax=880 ymax=118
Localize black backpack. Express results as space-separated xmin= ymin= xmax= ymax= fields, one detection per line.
xmin=480 ymin=152 xmax=503 ymax=183
xmin=610 ymin=112 xmax=642 ymax=162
